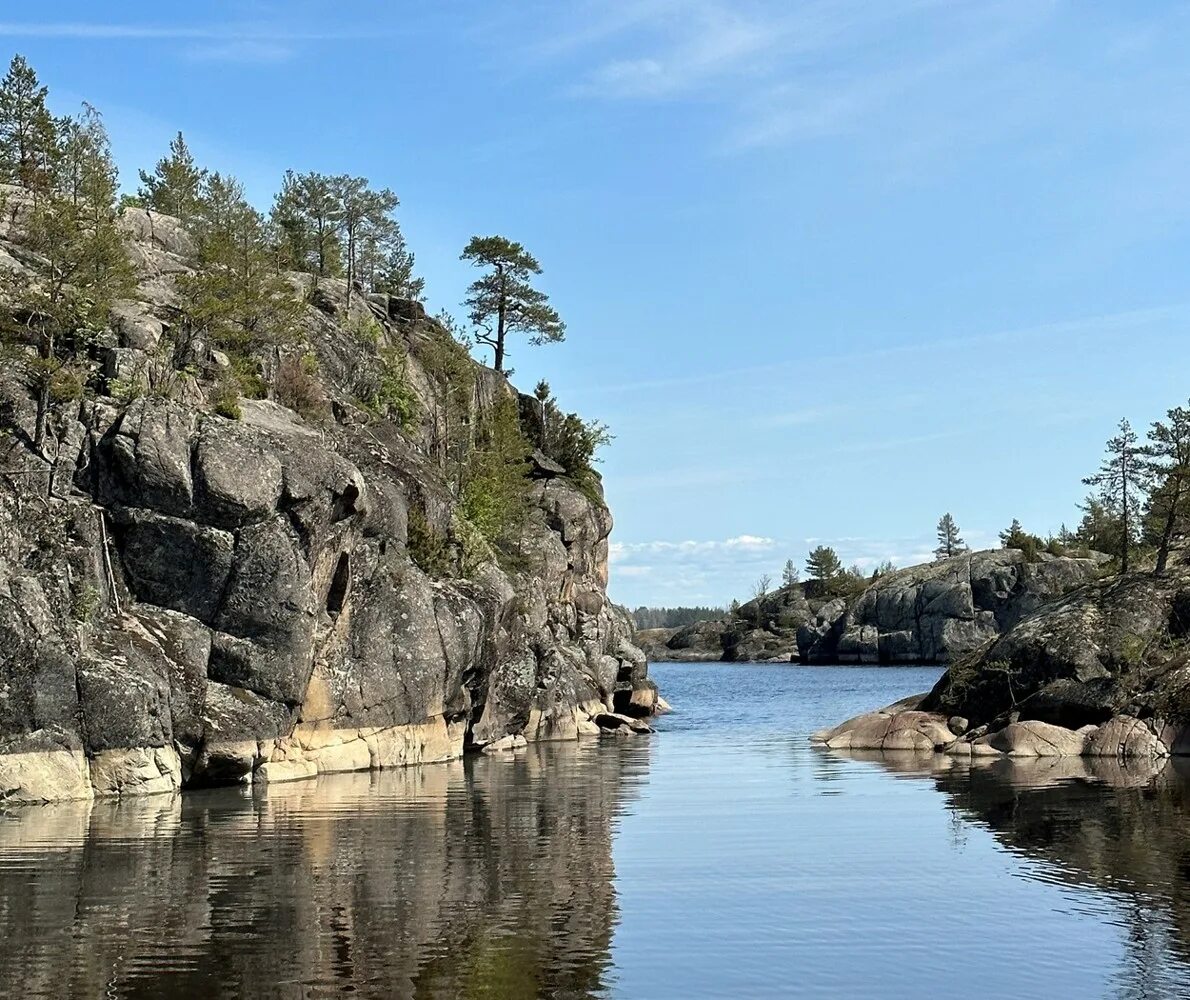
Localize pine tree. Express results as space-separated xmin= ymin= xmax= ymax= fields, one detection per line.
xmin=333 ymin=175 xmax=398 ymax=310
xmin=461 ymin=235 xmax=564 ymax=373
xmin=0 ymin=101 xmax=132 ymax=452
xmin=934 ymin=513 xmax=966 ymax=560
xmin=270 ymin=170 xmax=343 ymax=277
xmin=782 ymin=558 xmax=799 ymax=587
xmin=136 ymin=131 xmax=206 ymax=223
xmin=1140 ymin=403 xmax=1190 ymax=574
xmin=999 ymin=519 xmax=1028 ymax=548
xmin=368 ymin=229 xmax=423 ymax=300
xmin=1075 ymin=494 xmax=1120 ymax=556
xmin=1084 ymin=418 xmax=1145 ymax=573
xmin=176 ymin=172 xmax=301 ymax=368
xmin=0 ymin=55 xmax=58 ymax=192
xmin=805 ymin=545 xmax=843 ymax=594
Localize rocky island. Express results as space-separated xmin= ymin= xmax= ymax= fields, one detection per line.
xmin=0 ymin=57 xmax=657 ymax=804
xmin=815 ymin=543 xmax=1190 ymax=759
xmin=640 ymin=546 xmax=1107 ymax=665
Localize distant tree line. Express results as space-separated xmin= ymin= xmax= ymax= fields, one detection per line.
xmin=632 ymin=606 xmax=725 ymax=630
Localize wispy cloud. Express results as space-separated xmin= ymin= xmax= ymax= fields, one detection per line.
xmin=0 ymin=22 xmax=380 ymax=40
xmin=0 ymin=21 xmax=402 ymax=64
xmin=185 ymin=40 xmax=295 ymax=65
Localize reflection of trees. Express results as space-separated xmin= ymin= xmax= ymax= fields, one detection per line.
xmin=0 ymin=741 xmax=651 ymax=999
xmin=822 ymin=750 xmax=1190 ymax=990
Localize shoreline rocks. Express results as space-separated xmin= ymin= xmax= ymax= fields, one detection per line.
xmin=811 ymin=696 xmax=1184 ymax=761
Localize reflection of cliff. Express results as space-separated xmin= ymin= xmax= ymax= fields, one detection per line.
xmin=0 ymin=741 xmax=650 ymax=1000
xmin=827 ymin=750 xmax=1190 ymax=976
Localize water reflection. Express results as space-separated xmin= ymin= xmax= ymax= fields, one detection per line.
xmin=824 ymin=748 xmax=1190 ymax=991
xmin=0 ymin=741 xmax=651 ymax=1000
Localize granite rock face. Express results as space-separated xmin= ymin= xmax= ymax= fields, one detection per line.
xmin=815 ymin=546 xmax=1190 ymax=760
xmin=0 ymin=196 xmax=653 ymax=803
xmin=638 ymin=548 xmax=1102 ymax=665
xmin=800 ymin=549 xmax=1104 ymax=664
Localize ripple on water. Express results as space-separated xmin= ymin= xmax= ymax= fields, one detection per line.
xmin=1 ymin=663 xmax=1189 ymax=998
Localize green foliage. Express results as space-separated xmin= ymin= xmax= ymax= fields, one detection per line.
xmin=805 ymin=545 xmax=844 ymax=596
xmin=870 ymin=559 xmax=896 ymax=580
xmin=212 ymin=369 xmax=242 ymax=420
xmin=136 ymin=131 xmax=206 ymax=223
xmin=1083 ymin=417 xmax=1144 ymax=573
xmin=422 ymin=313 xmax=478 ymax=479
xmin=360 ymin=344 xmax=418 ymax=430
xmin=406 ymin=505 xmax=454 ymax=578
xmin=333 ymin=174 xmax=399 ymax=310
xmin=461 ymin=234 xmax=564 ymax=372
xmin=352 ymin=315 xmax=383 ymax=344
xmin=631 ymin=606 xmax=725 ymax=629
xmin=275 ymin=354 xmax=328 ymax=423
xmin=453 ymin=511 xmax=497 ymax=576
xmin=270 ymin=170 xmax=344 ymax=277
xmin=837 ymin=563 xmax=870 ymax=597
xmin=532 ymin=381 xmax=612 ymax=478
xmin=48 ymin=363 xmax=85 ymax=402
xmin=1075 ymin=493 xmax=1121 ymax=557
xmin=1140 ymin=402 xmax=1190 ymax=573
xmin=176 ymin=172 xmax=302 ymax=359
xmin=460 ymin=393 xmax=532 ymax=558
xmin=364 ymin=222 xmax=423 ymax=300
xmin=72 ymin=582 xmax=99 ymax=624
xmin=934 ymin=513 xmax=966 ymax=560
xmin=999 ymin=518 xmax=1045 ymax=561
xmin=0 ymin=55 xmax=57 ymax=190
xmin=0 ymin=69 xmax=133 ymax=451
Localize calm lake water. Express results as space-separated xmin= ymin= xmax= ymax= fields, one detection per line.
xmin=3 ymin=662 xmax=1190 ymax=998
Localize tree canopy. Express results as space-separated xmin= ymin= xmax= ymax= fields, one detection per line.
xmin=934 ymin=513 xmax=966 ymax=560
xmin=461 ymin=235 xmax=564 ymax=373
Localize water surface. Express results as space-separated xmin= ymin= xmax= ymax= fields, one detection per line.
xmin=2 ymin=662 xmax=1189 ymax=998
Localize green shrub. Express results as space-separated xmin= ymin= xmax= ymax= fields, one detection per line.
xmin=72 ymin=582 xmax=99 ymax=623
xmin=275 ymin=355 xmax=328 ymax=423
xmin=212 ymin=370 xmax=242 ymax=420
xmin=352 ymin=316 xmax=383 ymax=345
xmin=460 ymin=394 xmax=531 ymax=558
xmin=406 ymin=505 xmax=454 ymax=577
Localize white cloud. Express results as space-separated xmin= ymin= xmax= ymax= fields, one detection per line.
xmin=185 ymin=40 xmax=295 ymax=64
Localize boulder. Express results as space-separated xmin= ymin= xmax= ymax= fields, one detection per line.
xmin=814 ymin=709 xmax=953 ymax=752
xmin=1084 ymin=715 xmax=1168 ymax=759
xmin=975 ymin=720 xmax=1089 ymax=757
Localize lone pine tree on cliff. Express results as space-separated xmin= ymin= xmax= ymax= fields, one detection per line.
xmin=934 ymin=513 xmax=966 ymax=559
xmin=461 ymin=235 xmax=564 ymax=373
xmin=805 ymin=545 xmax=842 ymax=594
xmin=1084 ymin=417 xmax=1144 ymax=574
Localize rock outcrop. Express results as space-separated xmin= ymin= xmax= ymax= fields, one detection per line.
xmin=639 ymin=548 xmax=1104 ymax=664
xmin=0 ymin=194 xmax=655 ymax=803
xmin=800 ymin=549 xmax=1105 ymax=664
xmin=815 ymin=544 xmax=1190 ymax=758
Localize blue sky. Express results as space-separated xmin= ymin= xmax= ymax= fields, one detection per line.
xmin=9 ymin=1 xmax=1190 ymax=607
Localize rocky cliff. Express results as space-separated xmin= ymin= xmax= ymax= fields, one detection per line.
xmin=642 ymin=548 xmax=1105 ymax=665
xmin=0 ymin=191 xmax=656 ymax=803
xmin=815 ymin=544 xmax=1190 ymax=759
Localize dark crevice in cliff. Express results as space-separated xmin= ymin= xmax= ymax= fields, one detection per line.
xmin=326 ymin=553 xmax=351 ymax=616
